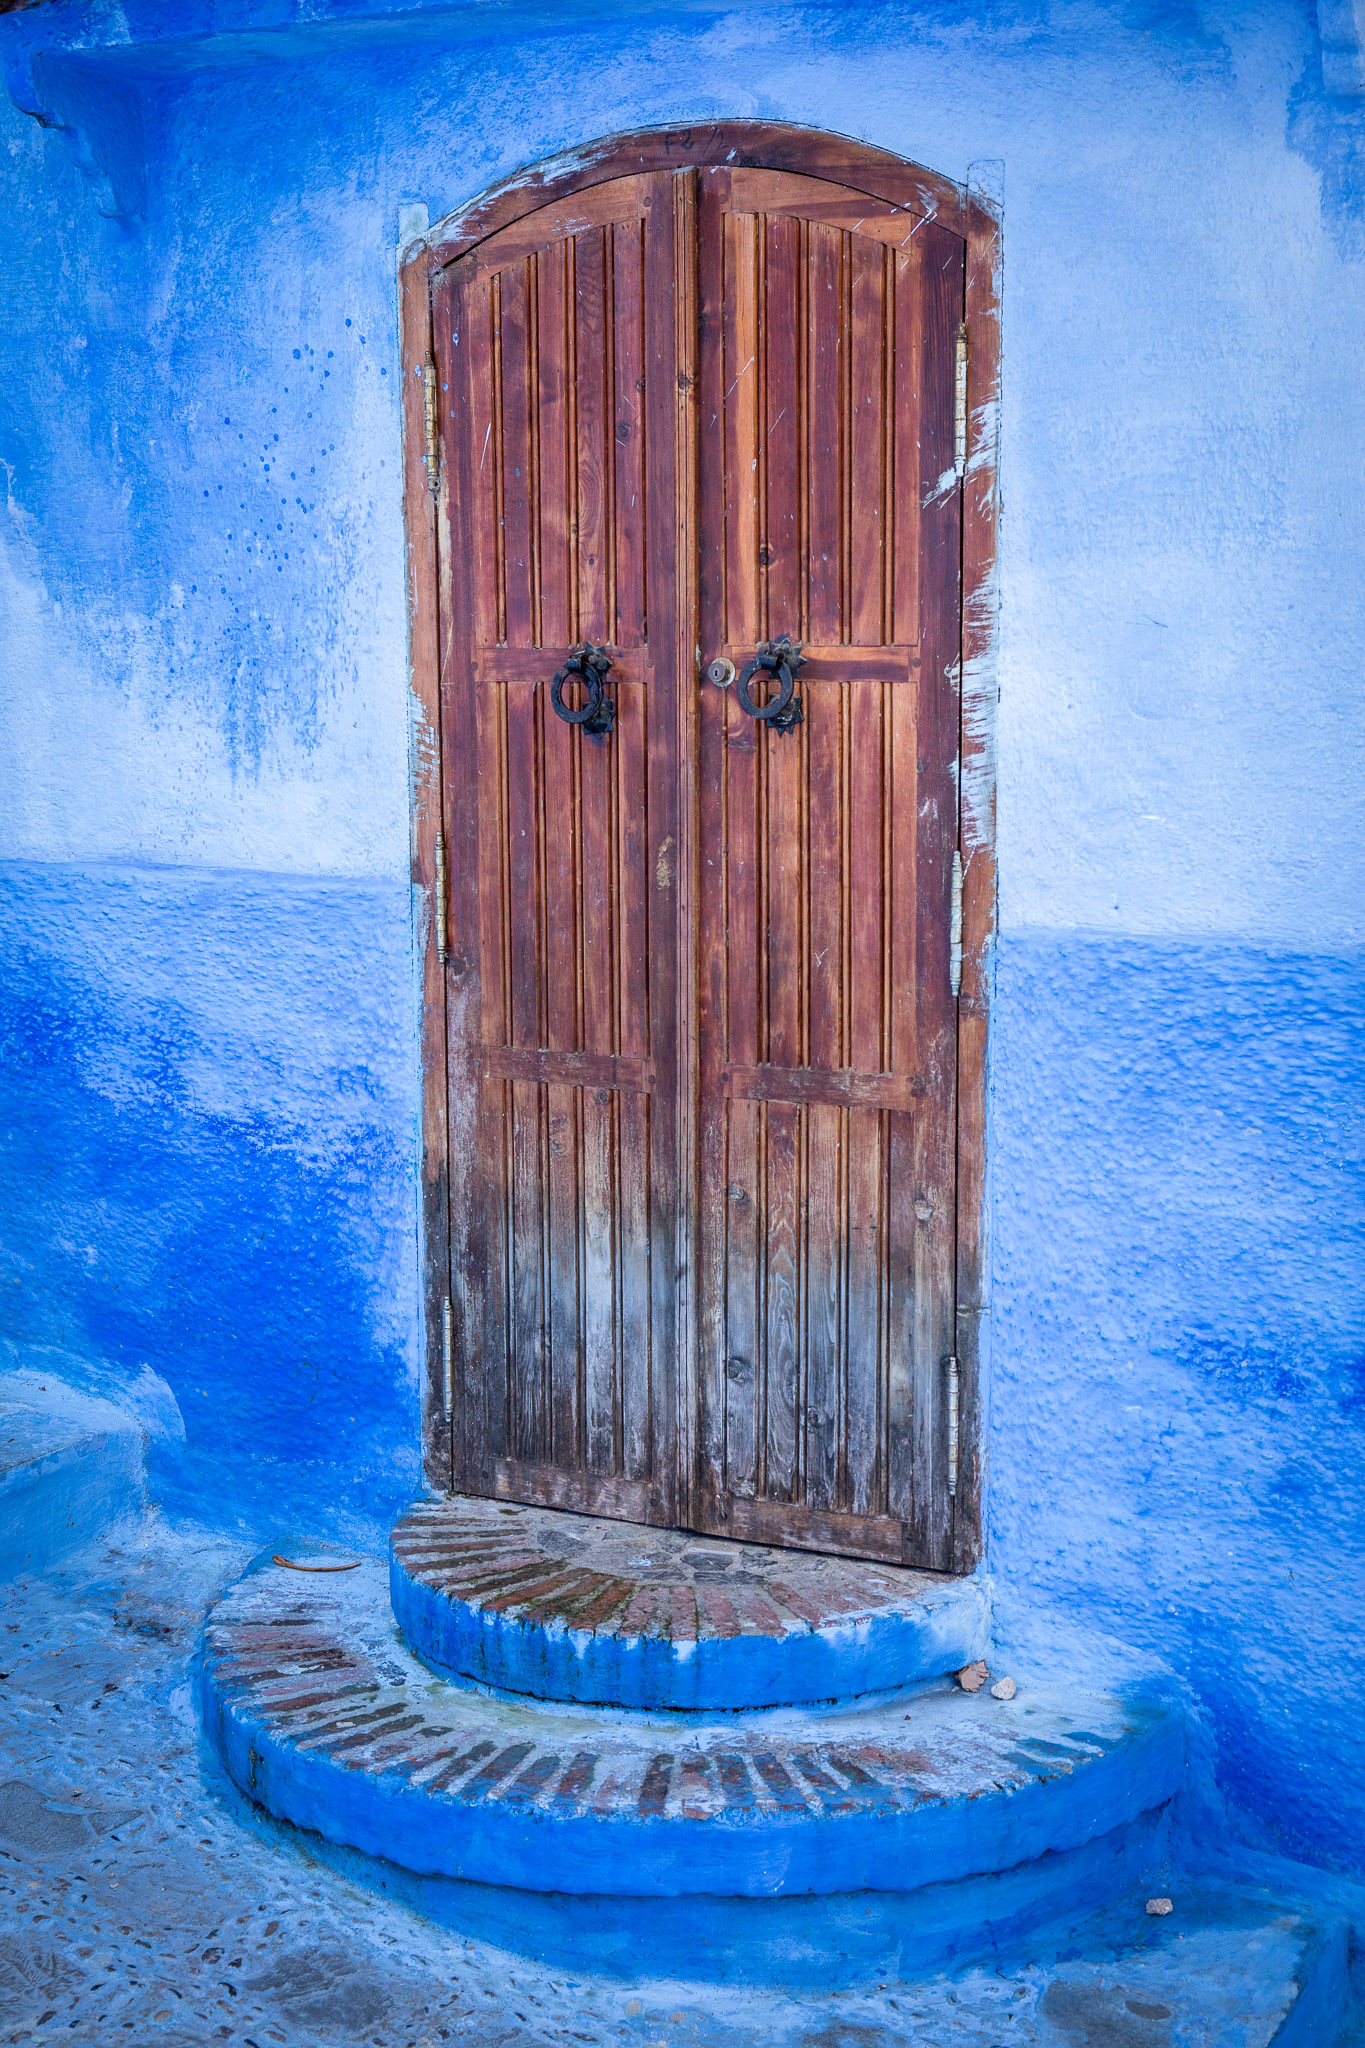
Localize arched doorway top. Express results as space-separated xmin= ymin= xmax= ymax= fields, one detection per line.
xmin=415 ymin=122 xmax=978 ymax=274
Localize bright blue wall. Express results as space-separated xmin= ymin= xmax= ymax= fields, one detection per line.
xmin=0 ymin=864 xmax=419 ymax=1531
xmin=991 ymin=932 xmax=1365 ymax=1872
xmin=1 ymin=0 xmax=1362 ymax=1871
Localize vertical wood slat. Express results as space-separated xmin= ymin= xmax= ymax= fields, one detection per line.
xmin=577 ymin=232 xmax=616 ymax=1467
xmin=804 ymin=1100 xmax=843 ymax=1511
xmin=892 ymin=246 xmax=921 ymax=648
xmin=724 ymin=1100 xmax=760 ymax=1497
xmin=444 ymin=267 xmax=512 ymax=1485
xmin=613 ymin=220 xmax=648 ymax=648
xmin=902 ymin=221 xmax=964 ymax=1568
xmin=803 ymin=225 xmax=851 ymax=1508
xmin=695 ymin=169 xmax=734 ymax=1520
xmin=804 ymin=679 xmax=845 ymax=1512
xmin=722 ymin=644 xmax=761 ymax=1499
xmin=642 ymin=180 xmax=683 ymax=1523
xmin=576 ymin=228 xmax=610 ymax=646
xmin=501 ymin=262 xmax=546 ymax=1064
xmin=755 ymin=213 xmax=804 ymax=1508
xmin=616 ymin=674 xmax=653 ymax=1481
xmin=408 ymin=258 xmax=453 ymax=1494
xmin=806 ymin=223 xmax=843 ymax=644
xmin=536 ymin=241 xmax=584 ymax=1467
xmin=723 ymin=211 xmax=761 ymax=649
xmin=763 ymin=214 xmax=801 ymax=643
xmin=845 ymin=1106 xmax=886 ymax=1518
xmin=849 ymin=239 xmax=888 ymax=647
xmin=510 ymin=1081 xmax=546 ymax=1460
xmin=499 ymin=264 xmax=537 ymax=647
xmin=952 ymin=180 xmax=1003 ymax=1573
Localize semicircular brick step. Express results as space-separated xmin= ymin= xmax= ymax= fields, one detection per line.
xmin=390 ymin=1496 xmax=989 ymax=1709
xmin=201 ymin=1553 xmax=1184 ymax=1902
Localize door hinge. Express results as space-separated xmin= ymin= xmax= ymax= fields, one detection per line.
xmin=424 ymin=357 xmax=441 ymax=490
xmin=954 ymin=322 xmax=968 ymax=478
xmin=946 ymin=1354 xmax=960 ymax=1499
xmin=950 ymin=849 xmax=963 ymax=997
xmin=442 ymin=1295 xmax=454 ymax=1417
xmin=434 ymin=830 xmax=448 ymax=966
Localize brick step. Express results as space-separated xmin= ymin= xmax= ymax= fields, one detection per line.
xmin=200 ymin=1551 xmax=1184 ymax=1905
xmin=390 ymin=1495 xmax=989 ymax=1709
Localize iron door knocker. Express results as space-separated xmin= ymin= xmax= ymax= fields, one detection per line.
xmin=549 ymin=641 xmax=616 ymax=738
xmin=735 ymin=635 xmax=805 ymax=734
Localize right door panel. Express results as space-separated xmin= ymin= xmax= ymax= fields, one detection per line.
xmin=693 ymin=167 xmax=964 ymax=1569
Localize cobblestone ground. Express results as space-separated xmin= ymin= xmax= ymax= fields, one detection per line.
xmin=0 ymin=1522 xmax=1318 ymax=2048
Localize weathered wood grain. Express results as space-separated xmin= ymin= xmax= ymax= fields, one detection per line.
xmin=406 ymin=130 xmax=997 ymax=1573
xmin=423 ymin=126 xmax=968 ymax=272
xmin=429 ymin=172 xmax=680 ymax=1518
xmin=694 ymin=168 xmax=964 ymax=1564
xmin=951 ymin=180 xmax=1002 ymax=1574
xmin=403 ymin=247 xmax=451 ymax=1494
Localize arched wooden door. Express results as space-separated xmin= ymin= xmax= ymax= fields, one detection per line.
xmin=412 ymin=132 xmax=993 ymax=1572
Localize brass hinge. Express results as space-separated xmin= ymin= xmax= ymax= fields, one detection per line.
xmin=946 ymin=1354 xmax=960 ymax=1499
xmin=434 ymin=830 xmax=448 ymax=966
xmin=442 ymin=1295 xmax=454 ymax=1417
xmin=950 ymin=849 xmax=964 ymax=997
xmin=424 ymin=357 xmax=440 ymax=490
xmin=954 ymin=322 xmax=968 ymax=478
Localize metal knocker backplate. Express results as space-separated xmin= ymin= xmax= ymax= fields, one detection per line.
xmin=736 ymin=635 xmax=805 ymax=734
xmin=550 ymin=642 xmax=616 ymax=738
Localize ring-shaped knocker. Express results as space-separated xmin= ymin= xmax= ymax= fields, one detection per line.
xmin=550 ymin=642 xmax=616 ymax=738
xmin=735 ymin=635 xmax=805 ymax=735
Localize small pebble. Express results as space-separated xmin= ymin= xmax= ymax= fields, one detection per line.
xmin=990 ymin=1676 xmax=1017 ymax=1700
xmin=957 ymin=1660 xmax=989 ymax=1693
xmin=1145 ymin=1896 xmax=1174 ymax=1916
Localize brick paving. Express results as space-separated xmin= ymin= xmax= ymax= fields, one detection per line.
xmin=390 ymin=1500 xmax=943 ymax=1648
xmin=208 ymin=1556 xmax=1139 ymax=1838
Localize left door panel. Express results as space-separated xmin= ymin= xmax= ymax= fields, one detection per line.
xmin=434 ymin=172 xmax=681 ymax=1523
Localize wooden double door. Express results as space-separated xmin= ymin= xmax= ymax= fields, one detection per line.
xmin=432 ymin=158 xmax=964 ymax=1569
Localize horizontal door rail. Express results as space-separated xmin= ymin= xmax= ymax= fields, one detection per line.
xmin=481 ymin=1046 xmax=655 ymax=1095
xmin=719 ymin=1495 xmax=910 ymax=1564
xmin=722 ymin=1064 xmax=925 ymax=1113
xmin=473 ymin=645 xmax=655 ymax=686
xmin=714 ymin=644 xmax=916 ymax=684
xmin=493 ymin=1460 xmax=664 ymax=1525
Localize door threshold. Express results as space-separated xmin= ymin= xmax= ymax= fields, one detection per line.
xmin=390 ymin=1494 xmax=987 ymax=1711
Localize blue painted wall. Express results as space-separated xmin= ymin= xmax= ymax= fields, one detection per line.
xmin=1 ymin=0 xmax=1361 ymax=1875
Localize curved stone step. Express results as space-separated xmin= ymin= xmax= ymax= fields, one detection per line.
xmin=201 ymin=1552 xmax=1185 ymax=1902
xmin=390 ymin=1496 xmax=989 ymax=1708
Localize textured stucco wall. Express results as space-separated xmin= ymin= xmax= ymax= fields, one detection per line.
xmin=1 ymin=0 xmax=1362 ymax=1871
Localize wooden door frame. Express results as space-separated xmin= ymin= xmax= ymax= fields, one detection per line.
xmin=400 ymin=121 xmax=999 ymax=1573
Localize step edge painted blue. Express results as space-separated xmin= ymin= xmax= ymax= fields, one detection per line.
xmin=199 ymin=1654 xmax=1185 ymax=1899
xmin=0 ymin=1421 xmax=145 ymax=1579
xmin=388 ymin=1548 xmax=991 ymax=1710
xmin=223 ymin=1793 xmax=1173 ymax=1989
xmin=1272 ymin=1914 xmax=1353 ymax=2048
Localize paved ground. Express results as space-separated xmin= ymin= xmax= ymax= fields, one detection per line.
xmin=0 ymin=1519 xmax=1345 ymax=2047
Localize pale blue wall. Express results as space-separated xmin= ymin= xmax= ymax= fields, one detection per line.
xmin=1 ymin=0 xmax=1361 ymax=1869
